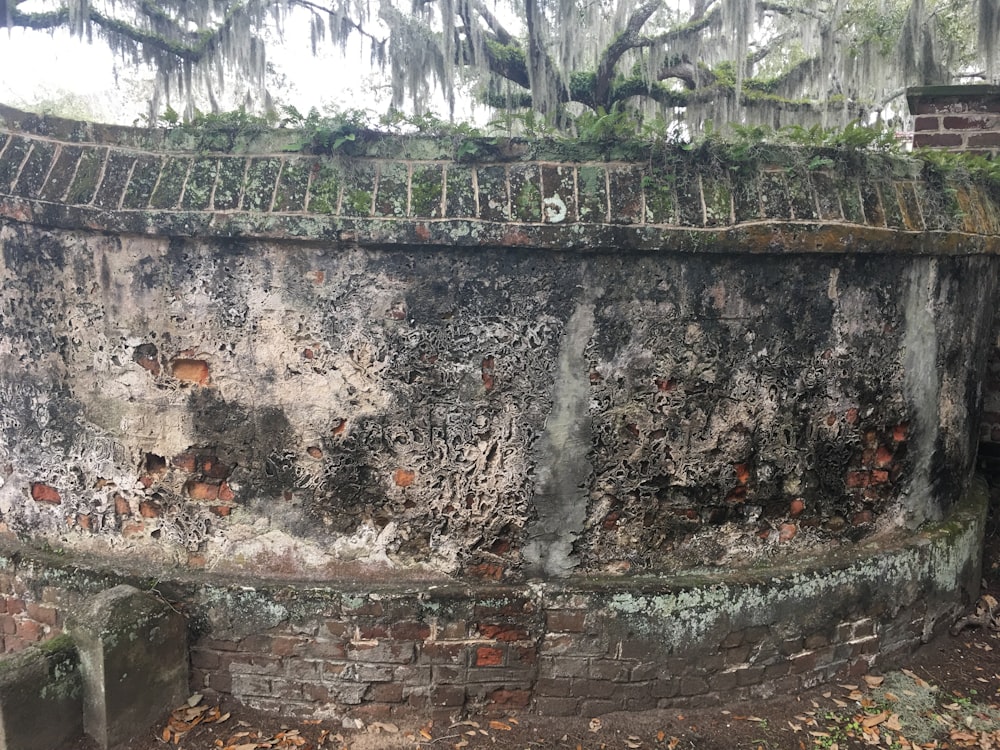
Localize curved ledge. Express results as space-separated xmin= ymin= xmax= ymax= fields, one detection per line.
xmin=2 ymin=106 xmax=999 ymax=253
xmin=0 ymin=478 xmax=986 ymax=716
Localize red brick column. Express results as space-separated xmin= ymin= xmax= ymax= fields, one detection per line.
xmin=907 ymin=84 xmax=1000 ymax=156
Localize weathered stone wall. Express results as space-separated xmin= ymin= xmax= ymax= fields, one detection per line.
xmin=1 ymin=106 xmax=997 ymax=583
xmin=0 ymin=103 xmax=996 ymax=717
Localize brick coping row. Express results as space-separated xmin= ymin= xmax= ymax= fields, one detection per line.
xmin=2 ymin=106 xmax=999 ymax=253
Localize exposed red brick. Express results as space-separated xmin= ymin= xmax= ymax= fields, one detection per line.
xmin=845 ymin=408 xmax=859 ymax=425
xmin=602 ymin=510 xmax=620 ymax=529
xmin=138 ymin=474 xmax=155 ymax=489
xmin=778 ymin=523 xmax=797 ymax=542
xmin=199 ymin=455 xmax=229 ymax=479
xmin=113 ymin=493 xmax=131 ymax=516
xmin=489 ymin=689 xmax=530 ymax=707
xmin=0 ymin=614 xmax=15 ymax=635
xmin=870 ymin=469 xmax=890 ymax=484
xmin=913 ymin=132 xmax=963 ymax=148
xmin=846 ymin=471 xmax=870 ymax=488
xmin=332 ymin=419 xmax=347 ymax=435
xmin=15 ymin=619 xmax=42 ymax=643
xmin=218 ymin=482 xmax=236 ymax=502
xmin=467 ymin=562 xmax=504 ymax=580
xmin=171 ymin=358 xmax=210 ymax=385
xmin=789 ymin=498 xmax=805 ymax=517
xmin=172 ymin=452 xmax=197 ymax=472
xmin=874 ymin=446 xmax=893 ymax=468
xmin=188 ymin=553 xmax=207 ymax=567
xmin=6 ymin=600 xmax=24 ymax=616
xmin=734 ymin=463 xmax=751 ymax=484
xmin=359 ymin=624 xmax=389 ymax=639
xmin=725 ymin=486 xmax=747 ymax=504
xmin=25 ymin=603 xmax=58 ymax=627
xmin=546 ymin=610 xmax=586 ymax=633
xmin=943 ymin=115 xmax=997 ymax=130
xmin=138 ymin=500 xmax=161 ymax=518
xmin=186 ymin=481 xmax=219 ymax=501
xmin=391 ymin=621 xmax=432 ymax=640
xmin=209 ymin=505 xmax=231 ymax=517
xmin=30 ymin=483 xmax=61 ymax=504
xmin=913 ymin=116 xmax=940 ymax=131
xmin=968 ymin=132 xmax=1000 ymax=148
xmin=475 ymin=646 xmax=504 ymax=667
xmin=393 ymin=468 xmax=416 ymax=487
xmin=121 ymin=521 xmax=146 ymax=537
xmin=852 ymin=510 xmax=874 ymax=525
xmin=478 ymin=624 xmax=529 ymax=642
xmin=892 ymin=423 xmax=909 ymax=442
xmin=76 ymin=514 xmax=92 ymax=531
xmin=306 ymin=446 xmax=323 ymax=459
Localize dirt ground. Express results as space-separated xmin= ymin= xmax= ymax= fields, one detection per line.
xmin=62 ymin=483 xmax=1000 ymax=750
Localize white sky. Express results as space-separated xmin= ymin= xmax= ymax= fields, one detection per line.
xmin=0 ymin=6 xmax=485 ymax=124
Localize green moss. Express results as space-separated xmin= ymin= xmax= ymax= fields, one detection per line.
xmin=410 ymin=165 xmax=443 ymax=218
xmin=308 ymin=165 xmax=341 ymax=214
xmin=65 ymin=148 xmax=105 ymax=205
xmin=345 ymin=188 xmax=372 ymax=216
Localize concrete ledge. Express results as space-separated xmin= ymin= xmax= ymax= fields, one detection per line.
xmin=70 ymin=585 xmax=188 ymax=750
xmin=0 ymin=634 xmax=83 ymax=750
xmin=0 ymin=477 xmax=986 ymax=719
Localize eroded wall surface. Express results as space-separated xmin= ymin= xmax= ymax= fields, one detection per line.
xmin=0 ymin=107 xmax=998 ymax=583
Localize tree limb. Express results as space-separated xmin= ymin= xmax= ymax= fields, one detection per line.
xmin=593 ymin=0 xmax=662 ymax=107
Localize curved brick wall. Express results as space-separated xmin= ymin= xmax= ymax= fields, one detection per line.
xmin=0 ymin=105 xmax=995 ymax=716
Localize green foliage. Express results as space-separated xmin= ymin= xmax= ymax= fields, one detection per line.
xmin=181 ymin=108 xmax=274 ymax=151
xmin=572 ymin=104 xmax=642 ymax=142
xmin=915 ymin=147 xmax=1000 ymax=188
xmin=279 ymin=106 xmax=373 ymax=155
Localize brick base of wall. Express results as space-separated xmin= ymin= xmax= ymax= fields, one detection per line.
xmin=0 ymin=478 xmax=986 ymax=720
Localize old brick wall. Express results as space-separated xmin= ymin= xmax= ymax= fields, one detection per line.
xmin=0 ymin=481 xmax=985 ymax=718
xmin=908 ymin=85 xmax=1000 ymax=156
xmin=0 ymin=103 xmax=996 ymax=715
xmin=1 ymin=106 xmax=997 ymax=584
xmin=906 ymin=87 xmax=1000 ymax=457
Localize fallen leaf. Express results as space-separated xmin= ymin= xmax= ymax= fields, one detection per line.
xmin=838 ymin=684 xmax=859 ymax=691
xmin=589 ymin=718 xmax=603 ymax=733
xmin=886 ymin=714 xmax=903 ymax=731
xmin=488 ymin=721 xmax=511 ymax=731
xmin=420 ymin=728 xmax=433 ymax=740
xmin=625 ymin=740 xmax=642 ymax=749
xmin=833 ymin=698 xmax=848 ymax=708
xmin=788 ymin=721 xmax=802 ymax=732
xmin=656 ymin=730 xmax=666 ymax=742
xmin=507 ymin=717 xmax=519 ymax=725
xmin=901 ymin=669 xmax=931 ymax=689
xmin=862 ymin=711 xmax=888 ymax=728
xmin=864 ymin=675 xmax=885 ymax=688
xmin=667 ymin=737 xmax=680 ymax=750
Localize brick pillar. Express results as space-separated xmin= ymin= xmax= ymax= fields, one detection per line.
xmin=906 ymin=84 xmax=1000 ymax=156
xmin=907 ymin=86 xmax=1000 ymax=461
